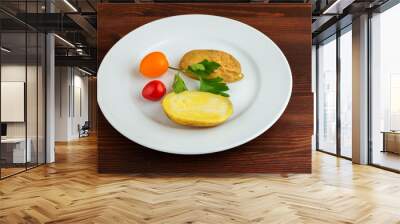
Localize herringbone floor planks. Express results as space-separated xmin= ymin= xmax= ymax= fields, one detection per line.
xmin=1 ymin=136 xmax=400 ymax=224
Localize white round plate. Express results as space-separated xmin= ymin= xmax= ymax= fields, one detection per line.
xmin=98 ymin=14 xmax=292 ymax=155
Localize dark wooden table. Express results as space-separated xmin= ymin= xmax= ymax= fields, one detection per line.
xmin=97 ymin=3 xmax=312 ymax=173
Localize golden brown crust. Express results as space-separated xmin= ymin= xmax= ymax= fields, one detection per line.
xmin=179 ymin=50 xmax=243 ymax=83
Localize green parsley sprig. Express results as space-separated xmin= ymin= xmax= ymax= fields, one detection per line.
xmin=170 ymin=60 xmax=229 ymax=97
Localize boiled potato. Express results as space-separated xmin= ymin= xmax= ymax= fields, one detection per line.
xmin=162 ymin=91 xmax=233 ymax=127
xmin=179 ymin=49 xmax=243 ymax=83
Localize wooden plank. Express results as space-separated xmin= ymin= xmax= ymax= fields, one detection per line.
xmin=97 ymin=3 xmax=312 ymax=173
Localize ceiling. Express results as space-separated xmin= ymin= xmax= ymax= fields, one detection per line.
xmin=0 ymin=0 xmax=391 ymax=71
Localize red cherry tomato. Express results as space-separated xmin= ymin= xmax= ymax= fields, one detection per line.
xmin=141 ymin=80 xmax=166 ymax=101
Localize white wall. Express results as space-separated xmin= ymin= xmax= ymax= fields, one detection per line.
xmin=55 ymin=67 xmax=89 ymax=141
xmin=73 ymin=74 xmax=89 ymax=137
xmin=55 ymin=67 xmax=70 ymax=141
xmin=1 ymin=65 xmax=26 ymax=139
xmin=1 ymin=65 xmax=41 ymax=137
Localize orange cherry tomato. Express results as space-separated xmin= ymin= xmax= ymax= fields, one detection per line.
xmin=139 ymin=51 xmax=169 ymax=78
xmin=141 ymin=80 xmax=166 ymax=101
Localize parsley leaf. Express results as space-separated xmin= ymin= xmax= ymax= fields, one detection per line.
xmin=172 ymin=73 xmax=187 ymax=93
xmin=199 ymin=77 xmax=229 ymax=97
xmin=171 ymin=60 xmax=229 ymax=97
xmin=189 ymin=63 xmax=205 ymax=71
xmin=187 ymin=60 xmax=220 ymax=78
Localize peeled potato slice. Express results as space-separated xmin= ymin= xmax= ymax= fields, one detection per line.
xmin=179 ymin=49 xmax=243 ymax=83
xmin=162 ymin=91 xmax=233 ymax=127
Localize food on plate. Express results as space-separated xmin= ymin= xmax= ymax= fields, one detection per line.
xmin=141 ymin=80 xmax=166 ymax=101
xmin=138 ymin=50 xmax=240 ymax=127
xmin=162 ymin=91 xmax=233 ymax=127
xmin=179 ymin=49 xmax=243 ymax=83
xmin=140 ymin=51 xmax=169 ymax=77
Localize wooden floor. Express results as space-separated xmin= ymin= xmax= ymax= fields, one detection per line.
xmin=1 ymin=136 xmax=400 ymax=224
xmin=1 ymin=163 xmax=45 ymax=178
xmin=1 ymin=167 xmax=26 ymax=178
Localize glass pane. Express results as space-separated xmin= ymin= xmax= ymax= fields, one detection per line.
xmin=371 ymin=4 xmax=400 ymax=171
xmin=340 ymin=29 xmax=352 ymax=158
xmin=318 ymin=36 xmax=337 ymax=154
xmin=0 ymin=1 xmax=46 ymax=178
xmin=1 ymin=31 xmax=27 ymax=177
xmin=27 ymin=31 xmax=38 ymax=169
xmin=26 ymin=0 xmax=39 ymax=169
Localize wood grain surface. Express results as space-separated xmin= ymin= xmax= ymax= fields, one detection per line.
xmin=88 ymin=77 xmax=98 ymax=133
xmin=97 ymin=3 xmax=312 ymax=173
xmin=3 ymin=137 xmax=400 ymax=223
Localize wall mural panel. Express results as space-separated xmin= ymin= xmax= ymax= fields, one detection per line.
xmin=97 ymin=3 xmax=313 ymax=173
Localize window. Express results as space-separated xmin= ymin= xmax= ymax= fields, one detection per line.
xmin=340 ymin=28 xmax=352 ymax=158
xmin=370 ymin=3 xmax=400 ymax=171
xmin=316 ymin=26 xmax=353 ymax=158
xmin=317 ymin=35 xmax=337 ymax=154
